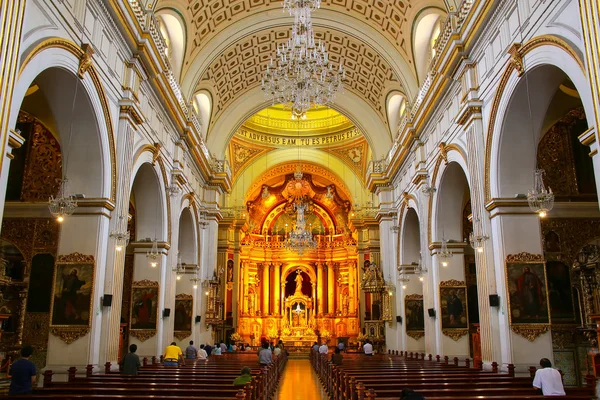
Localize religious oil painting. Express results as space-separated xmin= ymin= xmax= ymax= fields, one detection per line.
xmin=50 ymin=254 xmax=95 ymax=327
xmin=130 ymin=281 xmax=159 ymax=330
xmin=439 ymin=282 xmax=468 ymax=330
xmin=404 ymin=295 xmax=425 ymax=331
xmin=174 ymin=294 xmax=193 ymax=332
xmin=506 ymin=256 xmax=550 ymax=325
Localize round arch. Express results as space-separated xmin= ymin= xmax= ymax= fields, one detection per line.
xmin=177 ymin=207 xmax=197 ymax=265
xmin=281 ymin=262 xmax=317 ymax=284
xmin=400 ymin=207 xmax=422 ymax=265
xmin=130 ymin=150 xmax=169 ymax=243
xmin=485 ymin=35 xmax=591 ymax=202
xmin=11 ymin=38 xmax=116 ymax=201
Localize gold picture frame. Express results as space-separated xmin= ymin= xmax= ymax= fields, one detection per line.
xmin=49 ymin=252 xmax=95 ymax=344
xmin=174 ymin=293 xmax=193 ymax=339
xmin=404 ymin=294 xmax=424 ymax=339
xmin=130 ymin=279 xmax=159 ymax=342
xmin=439 ymin=280 xmax=469 ymax=332
xmin=505 ymin=252 xmax=551 ymax=342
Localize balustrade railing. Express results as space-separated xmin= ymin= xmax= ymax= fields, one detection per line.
xmin=124 ymin=1 xmax=230 ymax=178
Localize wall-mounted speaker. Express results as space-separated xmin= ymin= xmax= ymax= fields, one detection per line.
xmin=396 ymin=316 xmax=402 ymax=324
xmin=195 ymin=315 xmax=201 ymax=323
xmin=427 ymin=308 xmax=436 ymax=318
xmin=489 ymin=294 xmax=500 ymax=307
xmin=102 ymin=295 xmax=113 ymax=307
xmin=163 ymin=308 xmax=171 ymax=317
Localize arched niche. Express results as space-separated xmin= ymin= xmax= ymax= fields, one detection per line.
xmin=401 ymin=208 xmax=421 ymax=265
xmin=130 ymin=163 xmax=167 ymax=242
xmin=192 ymin=90 xmax=212 ymax=139
xmin=386 ymin=91 xmax=407 ymax=137
xmin=433 ymin=162 xmax=470 ymax=242
xmin=178 ymin=207 xmax=197 ymax=265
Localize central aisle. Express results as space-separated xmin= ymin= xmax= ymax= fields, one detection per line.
xmin=275 ymin=359 xmax=328 ymax=400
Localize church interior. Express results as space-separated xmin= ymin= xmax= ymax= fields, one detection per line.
xmin=1 ymin=0 xmax=600 ymax=398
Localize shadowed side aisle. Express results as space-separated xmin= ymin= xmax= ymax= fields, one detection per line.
xmin=275 ymin=359 xmax=328 ymax=400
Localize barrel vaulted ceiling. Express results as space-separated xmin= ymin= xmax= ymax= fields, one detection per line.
xmin=154 ymin=0 xmax=449 ymax=157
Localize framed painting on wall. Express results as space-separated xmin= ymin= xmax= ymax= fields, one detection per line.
xmin=405 ymin=294 xmax=424 ymax=340
xmin=505 ymin=252 xmax=551 ymax=341
xmin=49 ymin=252 xmax=95 ymax=344
xmin=174 ymin=293 xmax=193 ymax=339
xmin=439 ymin=280 xmax=469 ymax=341
xmin=130 ymin=280 xmax=159 ymax=341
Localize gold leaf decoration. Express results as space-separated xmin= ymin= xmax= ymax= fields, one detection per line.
xmin=175 ymin=293 xmax=194 ymax=300
xmin=130 ymin=330 xmax=156 ymax=342
xmin=439 ymin=279 xmax=466 ymax=287
xmin=506 ymin=252 xmax=544 ymax=263
xmin=132 ymin=279 xmax=159 ymax=288
xmin=406 ymin=331 xmax=425 ymax=340
xmin=511 ymin=324 xmax=550 ymax=342
xmin=404 ymin=294 xmax=424 ymax=300
xmin=57 ymin=252 xmax=95 ymax=264
xmin=50 ymin=327 xmax=90 ymax=344
xmin=442 ymin=329 xmax=469 ymax=341
xmin=174 ymin=331 xmax=191 ymax=340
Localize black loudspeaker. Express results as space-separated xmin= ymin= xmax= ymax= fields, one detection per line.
xmin=396 ymin=316 xmax=402 ymax=324
xmin=195 ymin=316 xmax=201 ymax=323
xmin=489 ymin=294 xmax=500 ymax=307
xmin=163 ymin=308 xmax=171 ymax=317
xmin=427 ymin=308 xmax=436 ymax=318
xmin=102 ymin=295 xmax=113 ymax=307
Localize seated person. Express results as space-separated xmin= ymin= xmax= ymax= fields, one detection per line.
xmin=363 ymin=340 xmax=373 ymax=356
xmin=312 ymin=341 xmax=319 ymax=352
xmin=185 ymin=340 xmax=198 ymax=359
xmin=120 ymin=344 xmax=141 ymax=375
xmin=274 ymin=344 xmax=282 ymax=357
xmin=198 ymin=344 xmax=208 ymax=360
xmin=331 ymin=347 xmax=343 ymax=365
xmin=212 ymin=344 xmax=222 ymax=355
xmin=533 ymin=358 xmax=566 ymax=396
xmin=233 ymin=366 xmax=253 ymax=386
xmin=163 ymin=342 xmax=185 ymax=366
xmin=258 ymin=342 xmax=273 ymax=366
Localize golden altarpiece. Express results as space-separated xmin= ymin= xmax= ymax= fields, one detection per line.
xmin=227 ymin=171 xmax=362 ymax=346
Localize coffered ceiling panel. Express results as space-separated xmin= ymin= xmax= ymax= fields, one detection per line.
xmin=198 ymin=26 xmax=400 ymax=124
xmin=185 ymin=0 xmax=413 ymax=59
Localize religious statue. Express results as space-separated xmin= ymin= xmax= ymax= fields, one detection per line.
xmin=295 ymin=271 xmax=303 ymax=294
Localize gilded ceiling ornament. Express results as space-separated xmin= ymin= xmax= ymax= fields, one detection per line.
xmin=511 ymin=324 xmax=550 ymax=342
xmin=442 ymin=329 xmax=469 ymax=341
xmin=130 ymin=329 xmax=156 ymax=342
xmin=50 ymin=327 xmax=90 ymax=344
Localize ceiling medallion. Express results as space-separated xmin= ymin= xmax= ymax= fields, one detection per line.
xmin=262 ymin=0 xmax=344 ymax=117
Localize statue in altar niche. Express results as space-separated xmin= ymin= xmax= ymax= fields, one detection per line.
xmin=295 ymin=270 xmax=303 ymax=294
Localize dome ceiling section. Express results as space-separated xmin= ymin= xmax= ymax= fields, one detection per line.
xmin=184 ymin=0 xmax=415 ymax=71
xmin=198 ymin=26 xmax=401 ymax=129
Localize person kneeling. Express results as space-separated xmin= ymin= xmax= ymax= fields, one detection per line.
xmin=533 ymin=358 xmax=565 ymax=396
xmin=163 ymin=342 xmax=185 ymax=367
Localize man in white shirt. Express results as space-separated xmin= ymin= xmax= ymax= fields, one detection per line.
xmin=363 ymin=340 xmax=373 ymax=356
xmin=197 ymin=344 xmax=208 ymax=360
xmin=532 ymin=358 xmax=565 ymax=396
xmin=319 ymin=342 xmax=328 ymax=354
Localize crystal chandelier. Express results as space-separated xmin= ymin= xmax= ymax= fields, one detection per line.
xmin=527 ymin=169 xmax=554 ymax=218
xmin=262 ymin=0 xmax=344 ymax=116
xmin=390 ymin=212 xmax=400 ymax=233
xmin=173 ymin=252 xmax=184 ymax=281
xmin=469 ymin=230 xmax=488 ymax=253
xmin=190 ymin=265 xmax=201 ymax=289
xmin=198 ymin=209 xmax=209 ymax=230
xmin=147 ymin=238 xmax=160 ymax=268
xmin=397 ymin=272 xmax=410 ymax=290
xmin=109 ymin=215 xmax=130 ymax=252
xmin=438 ymin=236 xmax=453 ymax=267
xmin=415 ymin=257 xmax=427 ymax=282
xmin=48 ymin=177 xmax=77 ymax=222
xmin=285 ymin=197 xmax=317 ymax=255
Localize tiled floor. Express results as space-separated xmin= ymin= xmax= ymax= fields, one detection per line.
xmin=274 ymin=359 xmax=328 ymax=400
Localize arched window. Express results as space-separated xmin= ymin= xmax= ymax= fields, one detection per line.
xmin=193 ymin=90 xmax=212 ymax=139
xmin=156 ymin=9 xmax=186 ymax=80
xmin=386 ymin=91 xmax=407 ymax=137
xmin=412 ymin=8 xmax=446 ymax=84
